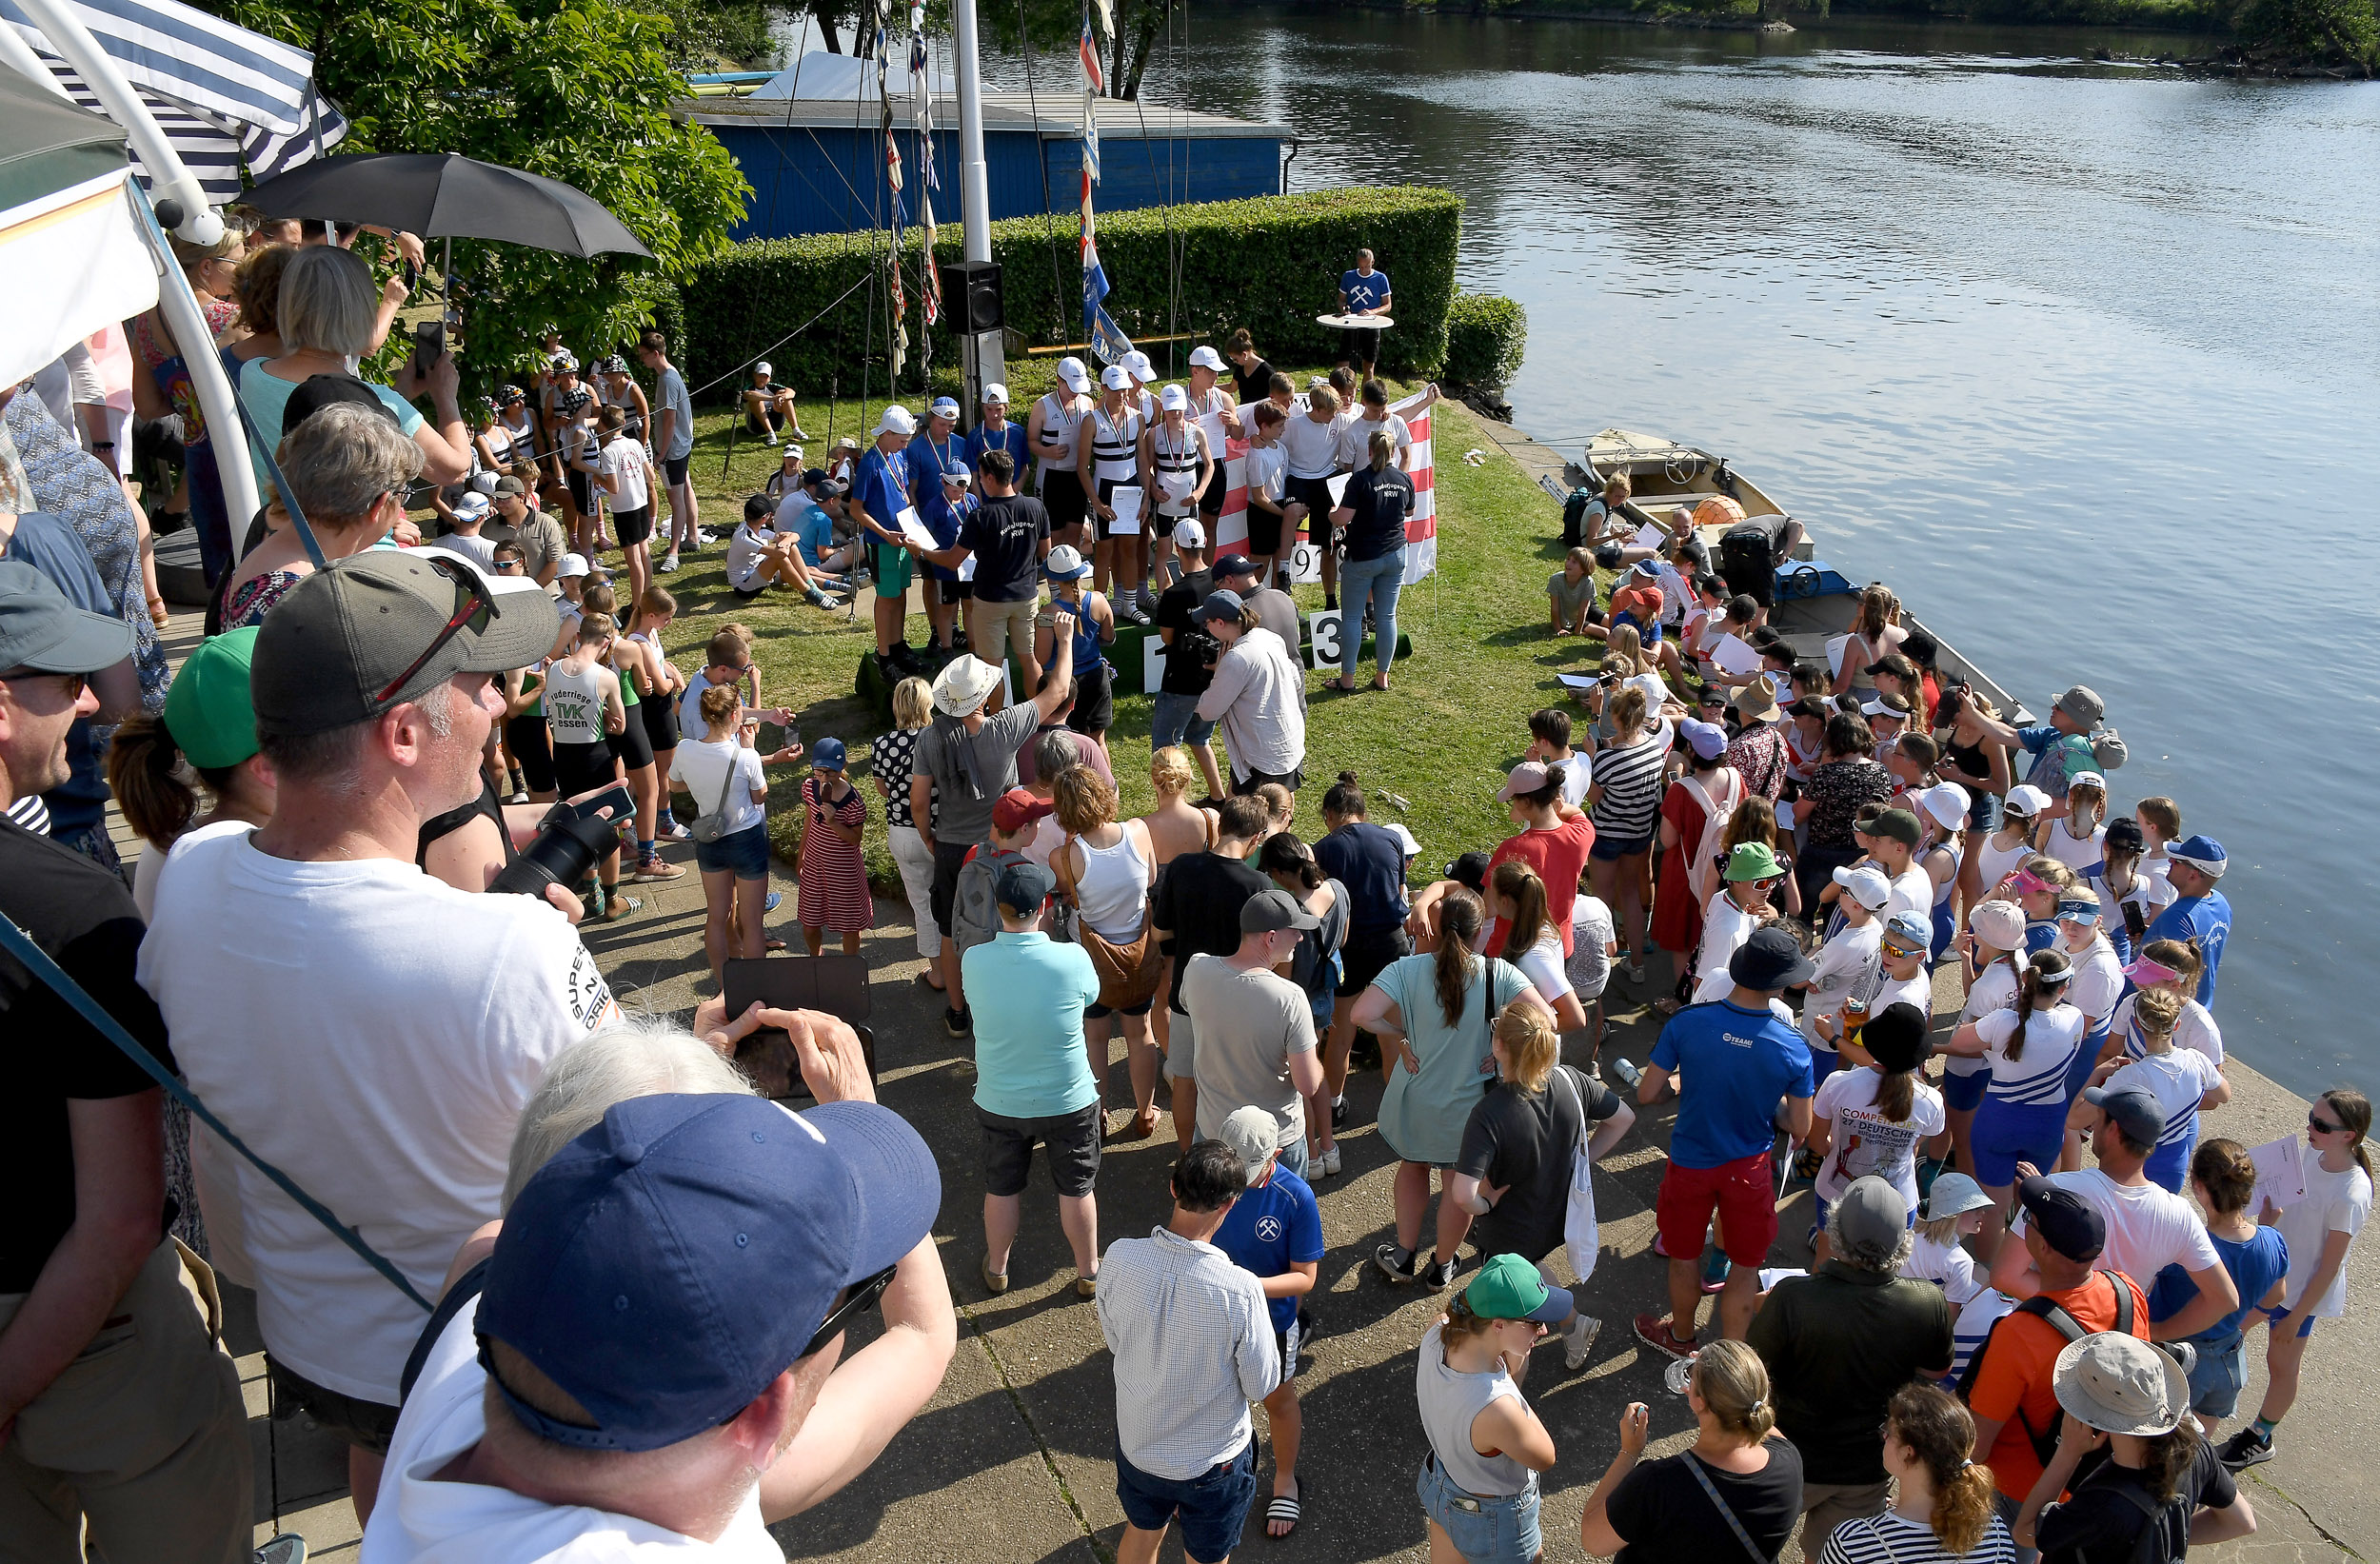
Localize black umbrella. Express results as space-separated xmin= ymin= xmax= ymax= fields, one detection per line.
xmin=240 ymin=151 xmax=651 ymax=259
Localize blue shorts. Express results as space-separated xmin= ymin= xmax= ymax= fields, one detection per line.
xmin=1810 ymin=1043 xmax=1840 ymax=1091
xmin=1941 ymin=1067 xmax=1989 ymax=1112
xmin=2143 ymin=1127 xmax=2195 ymax=1196
xmin=1418 ymin=1455 xmax=1541 ymax=1564
xmin=2264 ymin=1306 xmax=2319 ymax=1340
xmin=1151 ymin=690 xmax=1217 ymax=751
xmin=2063 ymin=1028 xmax=2110 ymax=1104
xmin=694 ymin=819 xmax=771 ymax=881
xmin=1972 ymin=1098 xmax=2067 ymax=1188
xmin=1116 ymin=1439 xmax=1258 ymax=1563
xmin=1931 ymin=901 xmax=1957 ymax=961
xmin=1590 ymin=830 xmax=1652 ymax=861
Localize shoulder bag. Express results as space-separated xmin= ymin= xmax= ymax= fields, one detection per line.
xmin=1555 ymin=1064 xmax=1602 ymax=1282
xmin=1054 ymin=833 xmax=1163 ymax=1010
xmin=1682 ymin=1451 xmax=1775 ymax=1564
xmin=687 ymin=747 xmax=744 ymax=844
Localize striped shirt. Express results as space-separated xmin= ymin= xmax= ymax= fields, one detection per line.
xmin=1590 ymin=732 xmax=1669 ymax=842
xmin=1818 ymin=1507 xmax=2017 ymax=1564
xmin=1951 ymin=1288 xmax=2016 ymax=1380
xmin=1097 ymin=1226 xmax=1279 ymax=1480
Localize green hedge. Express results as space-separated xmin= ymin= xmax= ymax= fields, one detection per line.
xmin=1443 ymin=293 xmax=1527 ymax=389
xmin=679 ymin=186 xmax=1463 ymax=402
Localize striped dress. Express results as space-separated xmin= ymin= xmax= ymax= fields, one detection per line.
xmin=1588 ymin=731 xmax=1669 ymax=846
xmin=797 ymin=777 xmax=875 ymax=934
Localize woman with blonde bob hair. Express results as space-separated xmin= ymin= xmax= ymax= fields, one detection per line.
xmin=1449 ymin=1000 xmax=1635 ymax=1371
xmin=1580 ymin=1339 xmax=1804 ymax=1562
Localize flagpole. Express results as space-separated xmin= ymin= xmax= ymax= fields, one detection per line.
xmin=0 ymin=23 xmax=74 ymax=99
xmin=951 ymin=0 xmax=990 ymax=269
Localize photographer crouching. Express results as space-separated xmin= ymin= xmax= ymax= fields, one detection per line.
xmin=137 ymin=550 xmax=620 ymax=1523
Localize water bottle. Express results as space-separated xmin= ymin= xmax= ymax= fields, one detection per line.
xmin=1663 ymin=1352 xmax=1698 ymax=1395
xmin=1609 ymin=1056 xmax=1644 ymax=1092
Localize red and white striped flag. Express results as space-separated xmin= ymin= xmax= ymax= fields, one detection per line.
xmin=1396 ymin=387 xmax=1438 ymax=584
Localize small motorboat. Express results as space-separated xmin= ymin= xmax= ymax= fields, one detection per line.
xmin=1562 ymin=428 xmax=2033 ymax=723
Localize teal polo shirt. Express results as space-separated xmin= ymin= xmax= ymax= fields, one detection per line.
xmin=962 ymin=930 xmax=1102 ymax=1119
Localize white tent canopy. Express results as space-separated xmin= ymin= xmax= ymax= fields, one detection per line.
xmin=750 ymin=49 xmax=953 ymax=101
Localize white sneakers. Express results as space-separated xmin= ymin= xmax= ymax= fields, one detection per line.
xmin=1563 ymin=1313 xmax=1602 ymax=1371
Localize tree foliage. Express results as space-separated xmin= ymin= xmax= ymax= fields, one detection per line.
xmin=2235 ymin=0 xmax=2379 ymax=62
xmin=209 ymin=0 xmax=751 ymax=388
xmin=983 ymin=0 xmax=1180 ymax=98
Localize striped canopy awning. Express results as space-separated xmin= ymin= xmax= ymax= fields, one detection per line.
xmin=1 ymin=0 xmax=346 ymax=207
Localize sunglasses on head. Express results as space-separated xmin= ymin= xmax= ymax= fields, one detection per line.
xmin=803 ymin=1263 xmax=898 ymax=1358
xmin=375 ymin=556 xmax=497 ymax=706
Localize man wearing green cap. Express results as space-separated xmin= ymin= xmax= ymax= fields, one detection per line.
xmin=0 ymin=562 xmax=252 ymax=1561
xmin=1689 ymin=841 xmax=1788 ymax=1004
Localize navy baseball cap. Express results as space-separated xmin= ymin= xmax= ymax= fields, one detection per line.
xmin=1211 ymin=553 xmax=1259 ymax=581
xmin=2016 ymin=1173 xmax=2105 ymax=1262
xmin=478 ymin=1092 xmax=939 ymax=1452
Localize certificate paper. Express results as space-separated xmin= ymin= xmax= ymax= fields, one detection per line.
xmin=1107 ymin=485 xmax=1144 ymax=535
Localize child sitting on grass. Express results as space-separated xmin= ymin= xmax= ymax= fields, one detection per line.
xmin=1548 ymin=546 xmax=1600 ymax=636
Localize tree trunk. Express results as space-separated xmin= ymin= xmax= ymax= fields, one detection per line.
xmin=816 ymin=2 xmax=843 ymax=53
xmin=1108 ymin=17 xmax=1128 ymax=98
xmin=1121 ymin=5 xmax=1160 ymax=99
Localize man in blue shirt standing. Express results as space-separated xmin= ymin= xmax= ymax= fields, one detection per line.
xmin=963 ymin=383 xmax=1029 ymax=483
xmin=1336 ymin=248 xmax=1392 ymax=380
xmin=1634 ymin=926 xmax=1815 ymax=1356
xmin=848 ymin=406 xmax=920 ymax=674
xmin=1212 ymin=1106 xmax=1323 ymax=1539
xmin=1967 ymin=683 xmax=2104 ymax=803
xmin=2143 ymin=835 xmax=2231 ymax=1009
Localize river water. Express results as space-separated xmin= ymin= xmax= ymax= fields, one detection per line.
xmin=982 ymin=11 xmax=2380 ymax=1097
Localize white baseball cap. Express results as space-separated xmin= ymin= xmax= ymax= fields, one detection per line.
xmin=782 ymin=443 xmax=803 ymax=460
xmin=1915 ymin=781 xmax=1971 ymax=832
xmin=1101 ymin=365 xmax=1131 ymax=390
xmin=876 ymin=405 xmax=917 ymax=437
xmin=449 ymin=491 xmax=490 ymax=523
xmin=1122 ymin=349 xmax=1155 ymax=379
xmin=982 ymin=382 xmax=1009 ymax=404
xmin=1160 ymin=384 xmax=1189 ymax=411
xmin=1056 ymin=356 xmax=1091 ymax=393
xmin=559 ymin=553 xmax=591 ymax=579
xmin=1188 ymin=345 xmax=1225 ymax=371
xmin=1832 ymin=863 xmax=1894 ymax=911
xmin=1043 ymin=544 xmax=1092 ymax=580
xmin=755 ymin=361 xmax=772 ymax=376
xmin=1173 ymin=518 xmax=1207 ymax=549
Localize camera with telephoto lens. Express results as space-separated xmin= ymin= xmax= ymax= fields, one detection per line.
xmin=486 ymin=783 xmax=634 ymax=899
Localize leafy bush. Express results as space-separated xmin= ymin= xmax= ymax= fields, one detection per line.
xmin=1443 ymin=293 xmax=1527 ymax=389
xmin=679 ymin=186 xmax=1464 ymax=401
xmin=2236 ymin=0 xmax=2379 ymax=62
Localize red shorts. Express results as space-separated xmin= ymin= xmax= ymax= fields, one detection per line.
xmin=1655 ymin=1151 xmax=1777 ymax=1267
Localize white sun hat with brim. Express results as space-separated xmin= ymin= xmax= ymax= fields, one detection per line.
xmin=931 ymin=655 xmax=1002 ymax=717
xmin=2054 ymin=1333 xmax=2189 ymax=1437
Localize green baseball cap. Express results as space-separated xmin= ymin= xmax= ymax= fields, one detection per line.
xmin=1461 ymin=1253 xmax=1574 ymax=1324
xmin=162 ymin=625 xmax=262 ymax=771
xmin=1723 ymin=841 xmax=1784 ymax=881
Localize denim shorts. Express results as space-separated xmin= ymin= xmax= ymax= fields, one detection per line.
xmin=2179 ymin=1327 xmax=2247 ymax=1416
xmin=1151 ymin=689 xmax=1217 ymax=750
xmin=1115 ymin=1438 xmax=1258 ymax=1564
xmin=1590 ymin=830 xmax=1652 ymax=861
xmin=1418 ymin=1454 xmax=1541 ymax=1564
xmin=694 ymin=819 xmax=770 ymax=881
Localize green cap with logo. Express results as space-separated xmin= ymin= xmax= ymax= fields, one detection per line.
xmin=1461 ymin=1253 xmax=1575 ymax=1324
xmin=162 ymin=625 xmax=261 ymax=770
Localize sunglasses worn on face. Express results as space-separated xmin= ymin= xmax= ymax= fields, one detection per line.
xmin=0 ymin=668 xmax=88 ymax=701
xmin=375 ymin=556 xmax=496 ymax=706
xmin=2311 ymin=1114 xmax=2346 ymax=1136
xmin=803 ymin=1264 xmax=897 ymax=1357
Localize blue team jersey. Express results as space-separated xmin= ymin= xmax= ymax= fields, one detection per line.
xmin=904 ymin=429 xmax=967 ymax=502
xmin=1651 ymin=1000 xmax=1814 ymax=1170
xmin=1213 ymin=1167 xmax=1325 ymax=1333
xmin=2144 ymin=891 xmax=2231 ymax=1009
xmin=1339 ymin=268 xmax=1391 ymax=312
xmin=963 ymin=421 xmax=1028 ymax=478
xmin=855 ymin=446 xmax=908 ymax=534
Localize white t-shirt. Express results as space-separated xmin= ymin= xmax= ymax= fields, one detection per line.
xmin=2091 ymin=865 xmax=2175 ymax=939
xmin=2106 ymin=1049 xmax=2223 ymax=1153
xmin=1813 ymin=1066 xmax=1945 ymax=1208
xmin=1279 ymin=411 xmax=1345 ymax=480
xmin=2022 ymin=1167 xmax=2221 ymax=1290
xmin=1903 ymin=1229 xmax=1985 ymax=1308
xmin=1948 ymin=959 xmax=2022 ymax=1080
xmin=1801 ymin=920 xmax=1882 ymax=1049
xmin=668 ymin=738 xmax=767 ymax=838
xmin=1974 ymin=1002 xmax=2085 ymax=1106
xmin=137 ymin=823 xmax=619 ymax=1404
xmin=1567 ymin=896 xmax=1616 ymax=1000
xmin=1550 ymin=755 xmax=1592 ymax=810
xmin=440 ymin=531 xmax=499 ymax=572
xmin=1885 ymin=864 xmax=1934 ymax=924
xmin=1336 ymin=410 xmax=1409 ymax=470
xmin=1869 ymin=971 xmax=1935 ymax=1020
xmin=2276 ymin=1158 xmax=2370 ymax=1317
xmin=361 ymin=1299 xmax=784 ymax=1563
xmin=1507 ymin=926 xmax=1574 ymax=1005
xmin=1242 ymin=442 xmax=1287 ymax=506
xmin=599 ymin=435 xmax=649 ymax=511
xmin=2111 ymin=991 xmax=2223 ymax=1066
xmin=725 ymin=523 xmax=774 ymax=591
xmin=2065 ymin=935 xmax=2125 ymax=1032
xmin=1690 ymin=890 xmax=1764 ymax=1003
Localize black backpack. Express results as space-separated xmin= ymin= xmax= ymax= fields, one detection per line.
xmin=1561 ymin=485 xmax=1597 ymax=547
xmin=1955 ymin=1273 xmax=2134 ymax=1469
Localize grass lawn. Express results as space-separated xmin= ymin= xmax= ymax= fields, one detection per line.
xmin=640 ymin=374 xmax=1609 ymax=889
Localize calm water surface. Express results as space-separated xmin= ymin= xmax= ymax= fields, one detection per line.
xmin=983 ymin=12 xmax=2380 ymax=1097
